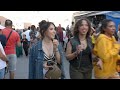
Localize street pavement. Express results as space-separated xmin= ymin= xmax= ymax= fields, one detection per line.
xmin=4 ymin=53 xmax=71 ymax=79
xmin=4 ymin=53 xmax=94 ymax=79
xmin=5 ymin=55 xmax=29 ymax=79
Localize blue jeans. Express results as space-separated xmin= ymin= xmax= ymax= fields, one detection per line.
xmin=58 ymin=43 xmax=70 ymax=79
xmin=0 ymin=68 xmax=5 ymax=79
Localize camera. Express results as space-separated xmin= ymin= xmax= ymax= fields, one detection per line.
xmin=47 ymin=60 xmax=54 ymax=66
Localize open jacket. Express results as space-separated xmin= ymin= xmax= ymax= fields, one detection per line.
xmin=29 ymin=40 xmax=70 ymax=79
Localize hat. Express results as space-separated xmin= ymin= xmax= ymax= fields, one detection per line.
xmin=0 ymin=25 xmax=5 ymax=29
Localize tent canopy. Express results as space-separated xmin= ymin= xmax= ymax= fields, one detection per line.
xmin=87 ymin=11 xmax=112 ymax=17
xmin=106 ymin=11 xmax=120 ymax=32
xmin=105 ymin=11 xmax=120 ymax=18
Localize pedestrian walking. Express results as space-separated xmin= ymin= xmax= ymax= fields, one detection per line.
xmin=2 ymin=19 xmax=21 ymax=79
xmin=66 ymin=18 xmax=94 ymax=79
xmin=21 ymin=34 xmax=29 ymax=56
xmin=93 ymin=19 xmax=120 ymax=79
xmin=0 ymin=42 xmax=8 ymax=79
xmin=29 ymin=20 xmax=61 ymax=79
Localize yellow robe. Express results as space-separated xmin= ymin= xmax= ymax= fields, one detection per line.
xmin=93 ymin=34 xmax=120 ymax=79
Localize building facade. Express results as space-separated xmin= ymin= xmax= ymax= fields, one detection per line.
xmin=24 ymin=23 xmax=31 ymax=29
xmin=0 ymin=16 xmax=8 ymax=26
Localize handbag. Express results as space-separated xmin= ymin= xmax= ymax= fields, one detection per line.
xmin=45 ymin=60 xmax=61 ymax=79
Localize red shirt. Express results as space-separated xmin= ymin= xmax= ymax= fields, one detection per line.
xmin=2 ymin=28 xmax=20 ymax=55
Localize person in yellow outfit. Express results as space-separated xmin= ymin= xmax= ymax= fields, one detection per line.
xmin=93 ymin=19 xmax=120 ymax=79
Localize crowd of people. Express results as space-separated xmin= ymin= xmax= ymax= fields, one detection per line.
xmin=0 ymin=17 xmax=120 ymax=79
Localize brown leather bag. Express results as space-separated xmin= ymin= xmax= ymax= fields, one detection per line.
xmin=45 ymin=62 xmax=61 ymax=79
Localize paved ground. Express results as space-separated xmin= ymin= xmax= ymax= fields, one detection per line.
xmin=4 ymin=52 xmax=94 ymax=79
xmin=5 ymin=55 xmax=29 ymax=79
xmin=4 ymin=53 xmax=71 ymax=79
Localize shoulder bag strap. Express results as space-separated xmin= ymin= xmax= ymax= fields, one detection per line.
xmin=7 ymin=30 xmax=13 ymax=42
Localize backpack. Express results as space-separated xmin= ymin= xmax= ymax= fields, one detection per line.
xmin=0 ymin=34 xmax=7 ymax=48
xmin=0 ymin=30 xmax=12 ymax=48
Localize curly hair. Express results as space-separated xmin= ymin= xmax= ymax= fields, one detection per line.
xmin=73 ymin=18 xmax=91 ymax=38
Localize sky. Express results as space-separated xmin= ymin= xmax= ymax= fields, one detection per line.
xmin=0 ymin=11 xmax=78 ymax=29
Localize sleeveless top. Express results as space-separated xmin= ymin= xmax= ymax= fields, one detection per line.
xmin=69 ymin=36 xmax=93 ymax=70
xmin=79 ymin=44 xmax=91 ymax=67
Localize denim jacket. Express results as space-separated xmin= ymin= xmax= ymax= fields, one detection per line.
xmin=58 ymin=42 xmax=70 ymax=79
xmin=29 ymin=40 xmax=44 ymax=79
xmin=29 ymin=40 xmax=70 ymax=79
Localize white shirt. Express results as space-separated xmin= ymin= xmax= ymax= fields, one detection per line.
xmin=63 ymin=31 xmax=68 ymax=43
xmin=0 ymin=42 xmax=6 ymax=69
xmin=36 ymin=31 xmax=39 ymax=37
xmin=21 ymin=30 xmax=31 ymax=41
xmin=63 ymin=31 xmax=66 ymax=39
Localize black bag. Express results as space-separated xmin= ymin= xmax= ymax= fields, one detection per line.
xmin=0 ymin=34 xmax=7 ymax=48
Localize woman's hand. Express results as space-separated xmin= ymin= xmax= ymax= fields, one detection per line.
xmin=76 ymin=44 xmax=85 ymax=54
xmin=53 ymin=39 xmax=59 ymax=52
xmin=43 ymin=61 xmax=53 ymax=70
xmin=96 ymin=58 xmax=103 ymax=70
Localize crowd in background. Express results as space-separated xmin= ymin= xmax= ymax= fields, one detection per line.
xmin=0 ymin=17 xmax=120 ymax=79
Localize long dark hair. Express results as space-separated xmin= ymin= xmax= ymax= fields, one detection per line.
xmin=100 ymin=19 xmax=113 ymax=34
xmin=38 ymin=20 xmax=56 ymax=39
xmin=73 ymin=18 xmax=91 ymax=38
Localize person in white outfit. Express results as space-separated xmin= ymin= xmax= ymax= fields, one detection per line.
xmin=0 ymin=42 xmax=8 ymax=79
xmin=22 ymin=29 xmax=31 ymax=45
xmin=62 ymin=27 xmax=68 ymax=51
